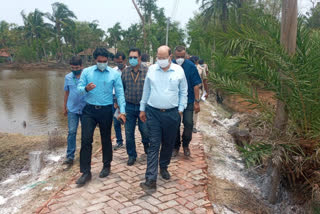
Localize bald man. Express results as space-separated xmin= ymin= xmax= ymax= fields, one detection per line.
xmin=139 ymin=46 xmax=188 ymax=190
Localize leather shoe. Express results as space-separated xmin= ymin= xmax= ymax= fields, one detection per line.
xmin=99 ymin=167 xmax=110 ymax=178
xmin=76 ymin=172 xmax=91 ymax=187
xmin=127 ymin=157 xmax=136 ymax=166
xmin=183 ymin=147 xmax=191 ymax=157
xmin=160 ymin=168 xmax=170 ymax=180
xmin=172 ymin=149 xmax=179 ymax=157
xmin=140 ymin=179 xmax=156 ymax=190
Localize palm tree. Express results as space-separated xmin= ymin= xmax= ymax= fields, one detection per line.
xmin=46 ymin=2 xmax=77 ymax=62
xmin=21 ymin=9 xmax=52 ymax=61
xmin=106 ymin=22 xmax=122 ymax=51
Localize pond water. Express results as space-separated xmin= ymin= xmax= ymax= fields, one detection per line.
xmin=0 ymin=69 xmax=68 ymax=135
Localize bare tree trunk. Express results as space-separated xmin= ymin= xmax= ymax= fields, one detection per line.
xmin=221 ymin=0 xmax=228 ymax=32
xmin=132 ymin=0 xmax=147 ymax=52
xmin=274 ymin=0 xmax=297 ymax=131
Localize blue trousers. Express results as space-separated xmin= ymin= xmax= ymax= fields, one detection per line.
xmin=112 ymin=103 xmax=123 ymax=145
xmin=145 ymin=105 xmax=180 ymax=181
xmin=66 ymin=112 xmax=82 ymax=160
xmin=125 ymin=103 xmax=149 ymax=158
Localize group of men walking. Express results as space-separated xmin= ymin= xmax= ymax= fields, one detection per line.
xmin=63 ymin=45 xmax=208 ymax=190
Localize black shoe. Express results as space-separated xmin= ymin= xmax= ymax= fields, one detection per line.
xmin=160 ymin=168 xmax=171 ymax=180
xmin=127 ymin=157 xmax=136 ymax=166
xmin=99 ymin=167 xmax=110 ymax=178
xmin=113 ymin=143 xmax=123 ymax=150
xmin=172 ymin=149 xmax=179 ymax=157
xmin=193 ymin=128 xmax=198 ymax=133
xmin=140 ymin=179 xmax=157 ymax=190
xmin=76 ymin=172 xmax=91 ymax=187
xmin=183 ymin=147 xmax=191 ymax=157
xmin=62 ymin=158 xmax=73 ymax=165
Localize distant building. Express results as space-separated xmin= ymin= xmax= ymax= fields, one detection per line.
xmin=0 ymin=49 xmax=13 ymax=63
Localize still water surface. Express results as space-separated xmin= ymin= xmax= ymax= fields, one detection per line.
xmin=0 ymin=69 xmax=68 ymax=135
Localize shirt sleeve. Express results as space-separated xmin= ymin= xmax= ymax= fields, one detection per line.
xmin=114 ymin=73 xmax=126 ymax=114
xmin=191 ymin=64 xmax=202 ymax=87
xmin=77 ymin=70 xmax=88 ymax=94
xmin=64 ymin=77 xmax=69 ymax=91
xmin=139 ymin=72 xmax=151 ymax=112
xmin=178 ymin=72 xmax=188 ymax=112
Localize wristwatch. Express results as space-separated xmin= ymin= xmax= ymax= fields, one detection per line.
xmin=195 ymin=99 xmax=201 ymax=103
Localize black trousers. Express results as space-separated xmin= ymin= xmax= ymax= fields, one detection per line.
xmin=80 ymin=104 xmax=113 ymax=173
xmin=175 ymin=102 xmax=194 ymax=149
xmin=145 ymin=105 xmax=180 ymax=181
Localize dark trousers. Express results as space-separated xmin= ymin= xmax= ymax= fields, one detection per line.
xmin=145 ymin=105 xmax=180 ymax=181
xmin=125 ymin=103 xmax=149 ymax=158
xmin=175 ymin=102 xmax=194 ymax=149
xmin=80 ymin=104 xmax=113 ymax=173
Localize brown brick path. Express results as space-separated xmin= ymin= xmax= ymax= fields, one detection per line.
xmin=36 ymin=132 xmax=212 ymax=214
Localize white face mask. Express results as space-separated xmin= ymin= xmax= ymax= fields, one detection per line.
xmin=157 ymin=58 xmax=170 ymax=68
xmin=176 ymin=58 xmax=185 ymax=66
xmin=97 ymin=62 xmax=108 ymax=71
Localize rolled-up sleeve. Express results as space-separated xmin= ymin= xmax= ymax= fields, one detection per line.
xmin=77 ymin=70 xmax=88 ymax=94
xmin=114 ymin=73 xmax=126 ymax=113
xmin=178 ymin=73 xmax=188 ymax=112
xmin=139 ymin=73 xmax=151 ymax=112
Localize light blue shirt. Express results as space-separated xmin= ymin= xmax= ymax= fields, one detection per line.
xmin=140 ymin=63 xmax=188 ymax=112
xmin=78 ymin=65 xmax=126 ymax=113
xmin=64 ymin=72 xmax=86 ymax=114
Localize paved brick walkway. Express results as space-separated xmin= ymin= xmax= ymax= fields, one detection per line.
xmin=37 ymin=132 xmax=212 ymax=214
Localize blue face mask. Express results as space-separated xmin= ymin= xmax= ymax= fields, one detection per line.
xmin=129 ymin=58 xmax=139 ymax=67
xmin=72 ymin=70 xmax=82 ymax=76
xmin=97 ymin=62 xmax=108 ymax=71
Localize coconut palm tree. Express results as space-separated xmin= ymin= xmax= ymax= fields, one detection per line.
xmin=21 ymin=9 xmax=53 ymax=61
xmin=46 ymin=2 xmax=77 ymax=62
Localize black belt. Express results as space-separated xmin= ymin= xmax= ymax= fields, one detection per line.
xmin=148 ymin=105 xmax=178 ymax=112
xmin=87 ymin=103 xmax=112 ymax=110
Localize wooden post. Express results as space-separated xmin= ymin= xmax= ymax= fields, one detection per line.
xmin=274 ymin=0 xmax=297 ymax=131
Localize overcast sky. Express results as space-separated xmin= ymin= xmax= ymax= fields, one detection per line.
xmin=0 ymin=0 xmax=318 ymax=31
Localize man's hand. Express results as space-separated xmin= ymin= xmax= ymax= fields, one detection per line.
xmin=194 ymin=102 xmax=200 ymax=113
xmin=140 ymin=111 xmax=147 ymax=123
xmin=205 ymin=93 xmax=209 ymax=99
xmin=85 ymin=82 xmax=96 ymax=91
xmin=118 ymin=114 xmax=126 ymax=124
xmin=179 ymin=111 xmax=183 ymax=118
xmin=63 ymin=107 xmax=68 ymax=116
xmin=114 ymin=103 xmax=119 ymax=109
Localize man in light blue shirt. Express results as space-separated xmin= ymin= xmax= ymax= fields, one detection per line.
xmin=76 ymin=47 xmax=126 ymax=187
xmin=63 ymin=56 xmax=86 ymax=167
xmin=139 ymin=45 xmax=188 ymax=190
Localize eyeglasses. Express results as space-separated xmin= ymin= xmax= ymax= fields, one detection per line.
xmin=129 ymin=57 xmax=138 ymax=59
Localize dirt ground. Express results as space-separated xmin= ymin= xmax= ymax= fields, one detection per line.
xmin=0 ymin=133 xmax=47 ymax=181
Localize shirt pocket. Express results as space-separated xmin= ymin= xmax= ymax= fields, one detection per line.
xmin=168 ymin=79 xmax=179 ymax=91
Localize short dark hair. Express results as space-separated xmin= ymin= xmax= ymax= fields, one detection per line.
xmin=199 ymin=59 xmax=204 ymax=64
xmin=141 ymin=53 xmax=149 ymax=62
xmin=93 ymin=47 xmax=110 ymax=59
xmin=70 ymin=56 xmax=82 ymax=66
xmin=189 ymin=56 xmax=199 ymax=64
xmin=175 ymin=45 xmax=186 ymax=52
xmin=128 ymin=48 xmax=141 ymax=57
xmin=115 ymin=51 xmax=126 ymax=60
